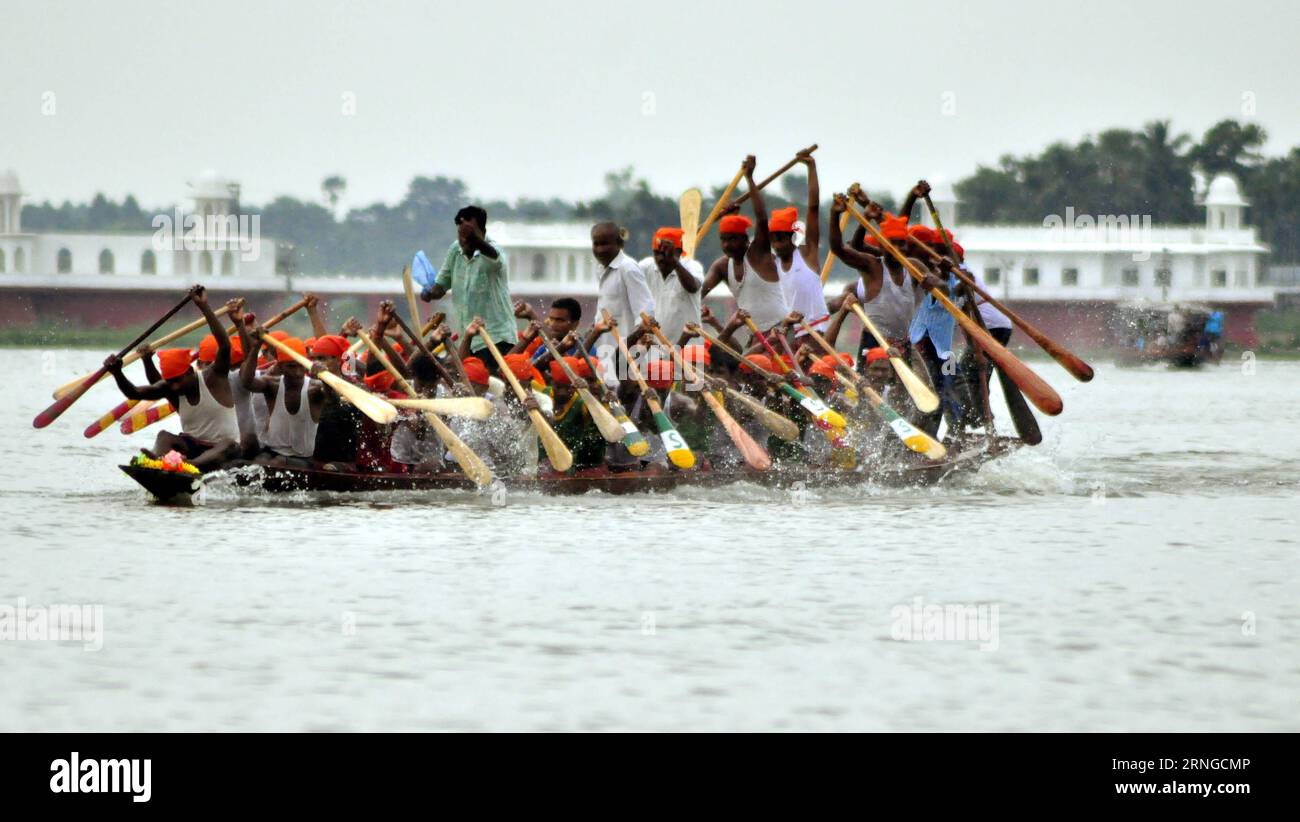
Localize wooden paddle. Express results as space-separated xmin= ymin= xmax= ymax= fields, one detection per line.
xmin=34 ymin=293 xmax=195 ymax=428
xmin=603 ymin=310 xmax=694 ymax=469
xmin=571 ymin=334 xmax=650 ymax=457
xmin=800 ymin=321 xmax=947 ymax=461
xmin=536 ymin=329 xmax=625 ymax=444
xmin=388 ymin=397 xmax=493 ymax=419
xmin=387 ymin=311 xmax=460 ymax=391
xmin=681 ymin=323 xmax=800 ymax=441
xmin=728 ymin=145 xmax=819 ymax=208
xmin=845 ymin=303 xmax=939 ymax=413
xmin=85 ymin=398 xmax=142 ymax=438
xmin=475 ymin=325 xmax=573 ymax=472
xmin=843 ymin=201 xmax=1064 ymax=416
xmin=401 ymin=264 xmax=422 ymax=334
xmin=917 ymin=194 xmax=1094 ymax=383
xmin=821 ymin=211 xmax=852 ymax=284
xmin=643 ymin=314 xmax=770 ymax=470
xmin=741 ymin=316 xmax=848 ymax=432
xmin=679 ymin=188 xmax=702 ymax=259
xmin=261 ymin=333 xmax=398 ymax=424
xmin=694 ymin=164 xmax=746 ymax=247
xmin=356 ymin=330 xmax=493 ymax=487
xmin=120 ymin=399 xmax=174 ymax=435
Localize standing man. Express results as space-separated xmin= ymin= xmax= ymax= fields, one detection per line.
xmin=591 ymin=220 xmax=656 ymax=381
xmin=769 ymin=149 xmax=828 ymax=339
xmin=640 ymin=226 xmax=703 ymax=344
xmin=419 ymin=205 xmax=515 ymax=372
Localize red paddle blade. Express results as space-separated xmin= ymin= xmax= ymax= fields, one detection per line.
xmin=33 ymin=368 xmax=105 ymax=429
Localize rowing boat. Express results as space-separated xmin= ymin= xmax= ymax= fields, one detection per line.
xmin=118 ymin=436 xmax=1022 ymax=503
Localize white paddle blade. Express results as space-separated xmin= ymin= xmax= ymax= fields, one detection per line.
xmin=391 ymin=397 xmax=493 ymax=420
xmin=320 ymin=372 xmax=398 ymax=424
xmin=890 ymin=357 xmax=940 ymax=413
xmin=579 ymin=389 xmax=627 ymax=444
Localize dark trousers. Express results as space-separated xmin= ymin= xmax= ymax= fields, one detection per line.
xmin=958 ymin=326 xmax=1012 ymax=430
xmin=914 ymin=337 xmax=964 ymax=438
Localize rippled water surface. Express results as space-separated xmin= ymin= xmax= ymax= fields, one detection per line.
xmin=2 ymin=350 xmax=1298 ymax=730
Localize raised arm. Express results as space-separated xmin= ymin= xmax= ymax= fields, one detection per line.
xmin=701 ymin=255 xmax=728 ymax=298
xmin=829 ymin=194 xmax=883 ymax=272
xmin=240 ymin=327 xmax=274 ymax=393
xmin=104 ymin=354 xmax=169 ymax=401
xmin=137 ymin=344 xmax=161 ymax=385
xmin=304 ymin=292 xmax=329 ymax=338
xmin=800 ymin=149 xmax=820 ymax=263
xmin=189 ymin=285 xmax=234 ymax=374
xmin=899 ymin=180 xmax=930 ymax=223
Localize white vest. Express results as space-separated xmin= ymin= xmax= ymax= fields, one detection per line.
xmin=176 ymin=366 xmax=239 ymax=443
xmin=726 ymin=256 xmax=790 ymax=332
xmin=262 ymin=377 xmax=317 ymax=458
xmin=776 ymin=251 xmax=830 ymax=333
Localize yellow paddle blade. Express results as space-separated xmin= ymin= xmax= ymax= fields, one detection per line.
xmin=626 ymin=439 xmax=650 ymax=457
xmin=818 ymin=408 xmax=848 ymax=430
xmin=667 ymin=447 xmax=696 ymax=469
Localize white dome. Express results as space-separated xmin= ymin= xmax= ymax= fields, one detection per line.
xmin=190 ymin=169 xmax=234 ymax=199
xmin=0 ymin=169 xmax=20 ymax=195
xmin=927 ymin=177 xmax=958 ymax=204
xmin=1204 ymin=173 xmax=1247 ymax=207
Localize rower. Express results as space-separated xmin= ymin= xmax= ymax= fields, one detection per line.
xmin=701 ymin=156 xmax=792 ymax=342
xmin=514 ymin=298 xmax=583 ymax=363
xmin=198 ymin=324 xmax=257 ymax=457
xmin=769 ymin=149 xmax=828 ymax=340
xmin=826 ymin=194 xmax=918 ymax=377
xmin=545 ymin=355 xmax=606 ymax=471
xmin=241 ymin=332 xmax=325 ymax=466
xmin=418 ymin=205 xmax=516 ymax=373
xmin=103 ymin=285 xmax=241 ymax=471
xmin=639 ymin=227 xmax=704 ymax=344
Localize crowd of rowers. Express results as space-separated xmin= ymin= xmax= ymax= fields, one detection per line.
xmin=103 ymin=153 xmax=1011 ymax=478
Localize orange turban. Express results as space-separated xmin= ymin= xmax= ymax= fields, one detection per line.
xmin=462 ymin=356 xmax=490 ymax=386
xmin=809 ymin=353 xmax=853 ymax=379
xmin=305 ymin=336 xmax=318 ymax=353
xmin=364 ymin=370 xmax=395 ymax=393
xmin=503 ymin=353 xmax=536 ymax=384
xmin=276 ymin=337 xmax=307 ymax=363
xmin=643 ymin=358 xmax=675 ymax=389
xmin=865 ymin=347 xmax=891 ymax=364
xmin=740 ymin=354 xmax=774 ymax=374
xmin=311 ymin=335 xmax=349 ymax=358
xmin=683 ymin=345 xmax=710 ymax=367
xmin=867 ymin=213 xmax=910 ymax=247
xmin=951 ymin=241 xmax=964 ymax=261
xmin=653 ymin=227 xmax=685 ymax=250
xmin=768 ymin=207 xmax=798 ymax=233
xmin=197 ymin=334 xmax=219 ymax=364
xmin=908 ymin=225 xmax=938 ymax=245
xmin=228 ymin=335 xmax=245 ymax=366
xmin=268 ymin=330 xmax=290 ymax=342
xmin=157 ymin=348 xmax=194 ymax=380
xmin=719 ymin=214 xmax=753 ymax=235
xmin=548 ymin=356 xmax=592 ymax=385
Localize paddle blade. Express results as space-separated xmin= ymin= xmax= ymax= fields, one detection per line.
xmin=402 ymin=264 xmax=423 ymax=331
xmin=997 ymin=368 xmax=1043 ymax=446
xmin=319 ymin=371 xmax=398 ymax=424
xmin=793 ymin=388 xmax=847 ymax=430
xmin=890 ymin=356 xmax=939 ymax=413
xmin=422 ymin=410 xmax=493 ymax=488
xmin=391 ymin=397 xmax=493 ymax=420
xmin=579 ymin=389 xmax=627 ymax=444
xmin=530 ymin=408 xmax=573 ymax=471
xmin=610 ymin=403 xmax=650 ymax=456
xmin=653 ymin=411 xmax=695 ymax=469
xmin=34 ymin=368 xmax=107 ymax=428
xmin=725 ymin=388 xmax=799 ymax=442
xmin=703 ymin=392 xmax=769 ymax=471
xmin=120 ymin=400 xmax=174 ymax=434
xmin=85 ymin=399 xmax=140 ymax=438
xmin=877 ymin=402 xmax=946 ymax=460
xmin=679 ymin=188 xmax=702 ymax=259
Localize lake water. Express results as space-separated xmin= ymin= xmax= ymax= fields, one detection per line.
xmin=2 ymin=349 xmax=1297 ymax=731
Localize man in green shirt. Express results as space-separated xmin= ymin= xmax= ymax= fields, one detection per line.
xmin=420 ymin=205 xmax=516 ymax=370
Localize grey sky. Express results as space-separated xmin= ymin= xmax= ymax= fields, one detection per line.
xmin=3 ymin=0 xmax=1298 ymax=211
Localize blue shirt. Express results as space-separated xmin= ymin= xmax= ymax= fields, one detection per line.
xmin=909 ymin=272 xmax=962 ymax=359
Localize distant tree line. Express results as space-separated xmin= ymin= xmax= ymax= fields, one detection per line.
xmin=21 ymin=118 xmax=1300 ymax=274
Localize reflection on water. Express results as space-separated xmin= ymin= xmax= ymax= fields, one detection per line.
xmin=1 ymin=351 xmax=1298 ymax=730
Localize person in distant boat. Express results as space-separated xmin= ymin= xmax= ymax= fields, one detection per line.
xmin=702 ymin=155 xmax=792 ymax=340
xmin=419 ymin=205 xmax=515 ymax=373
xmin=639 ymin=226 xmax=704 ymax=345
xmin=103 ymin=285 xmax=242 ymax=470
xmin=768 ymin=149 xmax=828 ymax=342
xmin=240 ymin=330 xmax=327 ymax=467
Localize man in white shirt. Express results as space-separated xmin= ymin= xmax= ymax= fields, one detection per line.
xmin=639 ymin=226 xmax=703 ymax=345
xmin=591 ymin=220 xmax=656 ymax=374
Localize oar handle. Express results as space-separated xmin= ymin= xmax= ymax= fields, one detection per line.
xmin=741 ymin=317 xmax=792 ymax=375
xmin=601 ymin=310 xmax=653 ymax=396
xmin=389 ymin=311 xmax=457 ymax=388
xmin=475 ymin=326 xmax=530 ymax=402
xmin=729 ymin=145 xmax=818 ymax=207
xmin=695 ymin=164 xmax=747 ymax=246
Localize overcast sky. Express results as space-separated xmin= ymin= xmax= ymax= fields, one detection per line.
xmin=3 ymin=0 xmax=1298 ymax=211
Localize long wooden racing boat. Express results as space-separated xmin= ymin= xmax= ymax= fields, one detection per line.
xmin=119 ymin=436 xmax=1022 ymax=504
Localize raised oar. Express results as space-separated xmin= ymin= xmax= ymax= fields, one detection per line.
xmin=34 ymin=292 xmax=194 ymax=428
xmin=741 ymin=316 xmax=848 ymax=432
xmin=85 ymin=398 xmax=141 ymax=438
xmin=800 ymin=321 xmax=946 ymax=461
xmin=728 ymin=144 xmax=819 ymax=208
xmin=120 ymin=399 xmax=174 ymax=435
xmin=571 ymin=334 xmax=649 ymax=457
xmin=388 ymin=397 xmax=493 ymax=419
xmin=919 ymin=198 xmax=1093 ymax=382
xmin=261 ymin=333 xmax=398 ymax=424
xmin=679 ymin=188 xmax=702 ymax=259
xmin=846 ymin=303 xmax=939 ymax=413
xmin=643 ymin=314 xmax=770 ymax=470
xmin=536 ymin=329 xmax=626 ymax=444
xmin=843 ymin=201 xmax=1064 ymax=416
xmin=475 ymin=325 xmax=573 ymax=472
xmin=694 ymin=164 xmax=746 ymax=247
xmin=603 ymin=310 xmax=694 ymax=469
xmin=401 ymin=264 xmax=422 ymax=334
xmin=356 ymin=330 xmax=493 ymax=488
xmin=821 ymin=211 xmax=852 ymax=284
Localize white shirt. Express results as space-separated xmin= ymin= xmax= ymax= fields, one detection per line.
xmin=640 ymin=255 xmax=704 ymax=344
xmin=776 ymin=251 xmax=830 ymax=334
xmin=596 ymin=250 xmax=656 ymax=333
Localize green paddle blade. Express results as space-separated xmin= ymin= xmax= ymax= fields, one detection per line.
xmin=653 ymin=410 xmax=695 ymax=469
